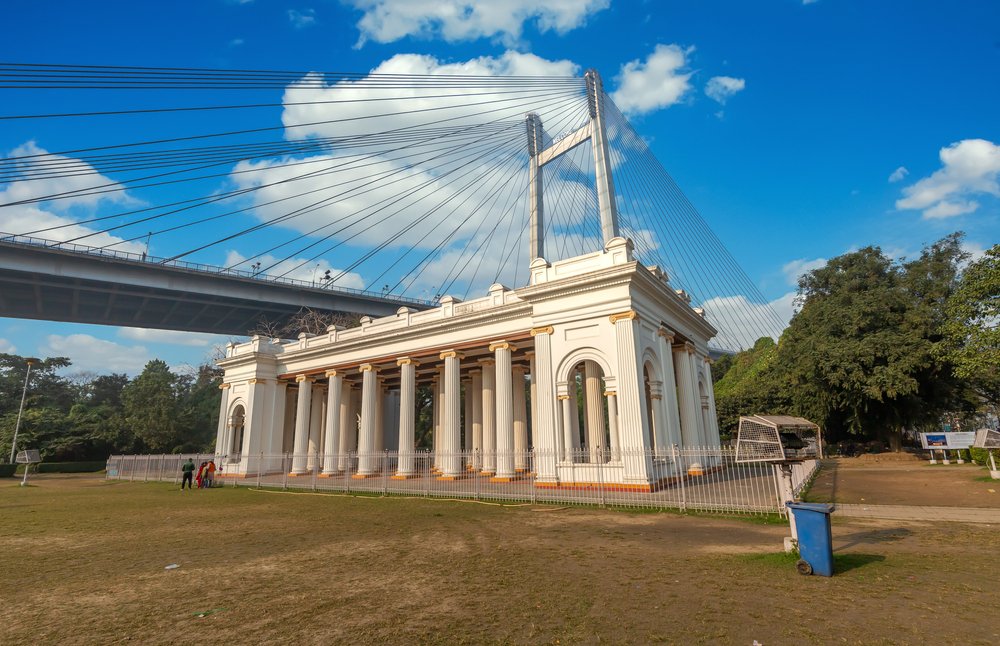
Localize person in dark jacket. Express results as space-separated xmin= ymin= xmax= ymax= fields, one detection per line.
xmin=181 ymin=458 xmax=195 ymax=490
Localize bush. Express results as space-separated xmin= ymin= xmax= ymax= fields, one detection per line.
xmin=0 ymin=464 xmax=16 ymax=477
xmin=970 ymin=447 xmax=1000 ymax=467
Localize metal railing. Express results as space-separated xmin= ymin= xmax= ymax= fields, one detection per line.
xmin=106 ymin=448 xmax=819 ymax=516
xmin=0 ymin=232 xmax=435 ymax=307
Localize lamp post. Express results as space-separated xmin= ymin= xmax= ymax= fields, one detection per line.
xmin=9 ymin=357 xmax=38 ymax=463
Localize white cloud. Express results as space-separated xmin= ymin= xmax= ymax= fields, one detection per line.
xmin=346 ymin=0 xmax=609 ymax=47
xmin=281 ymin=51 xmax=578 ymax=140
xmin=705 ymin=76 xmax=745 ymax=104
xmin=0 ymin=141 xmax=144 ymax=252
xmin=895 ymin=138 xmax=1000 ymax=219
xmin=0 ymin=338 xmax=16 ymax=354
xmin=701 ymin=292 xmax=794 ymax=351
xmin=611 ymin=44 xmax=694 ymax=116
xmin=888 ymin=166 xmax=908 ymax=183
xmin=39 ymin=334 xmax=150 ymax=375
xmin=781 ymin=257 xmax=826 ymax=286
xmin=117 ymin=328 xmax=228 ymax=348
xmin=922 ymin=200 xmax=979 ymax=219
xmin=223 ymin=50 xmax=591 ymax=287
xmin=288 ymin=8 xmax=316 ymax=28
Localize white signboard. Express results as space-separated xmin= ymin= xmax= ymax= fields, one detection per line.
xmin=920 ymin=432 xmax=976 ymax=450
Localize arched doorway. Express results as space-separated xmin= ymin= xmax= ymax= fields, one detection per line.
xmin=229 ymin=404 xmax=246 ymax=462
xmin=564 ymin=359 xmax=611 ymax=463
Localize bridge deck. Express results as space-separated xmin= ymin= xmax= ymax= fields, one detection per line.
xmin=0 ymin=235 xmax=432 ymax=336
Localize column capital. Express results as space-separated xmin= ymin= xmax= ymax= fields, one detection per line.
xmin=603 ymin=390 xmax=617 ymax=397
xmin=295 ymin=374 xmax=312 ymax=383
xmin=530 ymin=326 xmax=554 ymax=336
xmin=467 ymin=368 xmax=481 ymax=376
xmin=359 ymin=364 xmax=378 ymax=373
xmin=489 ymin=341 xmax=516 ymax=352
xmin=656 ymin=326 xmax=676 ymax=341
xmin=524 ymin=351 xmax=535 ymax=359
xmin=219 ymin=383 xmax=231 ymax=390
xmin=512 ymin=364 xmax=527 ymax=375
xmin=478 ymin=358 xmax=495 ymax=367
xmin=324 ymin=369 xmax=340 ymax=378
xmin=397 ymin=357 xmax=420 ymax=367
xmin=609 ymin=310 xmax=638 ymax=324
xmin=703 ymin=356 xmax=714 ymax=365
xmin=557 ymin=394 xmax=570 ymax=401
xmin=672 ymin=342 xmax=696 ymax=354
xmin=439 ymin=350 xmax=464 ymax=360
xmin=248 ymin=378 xmax=267 ymax=384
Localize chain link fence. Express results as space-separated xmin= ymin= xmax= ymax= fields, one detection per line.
xmin=106 ymin=448 xmax=818 ymax=516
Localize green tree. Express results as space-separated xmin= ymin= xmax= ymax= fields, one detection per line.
xmin=776 ymin=236 xmax=971 ymax=448
xmin=713 ymin=337 xmax=789 ymax=436
xmin=942 ymin=243 xmax=1000 ymax=408
xmin=121 ymin=359 xmax=182 ymax=451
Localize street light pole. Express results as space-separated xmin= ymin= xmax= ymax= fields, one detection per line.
xmin=9 ymin=358 xmax=38 ymax=464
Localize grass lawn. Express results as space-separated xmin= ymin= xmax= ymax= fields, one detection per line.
xmin=2 ymin=474 xmax=998 ymax=645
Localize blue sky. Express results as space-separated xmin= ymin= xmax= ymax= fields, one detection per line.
xmin=0 ymin=0 xmax=997 ymax=375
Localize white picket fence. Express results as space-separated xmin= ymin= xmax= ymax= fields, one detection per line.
xmin=106 ymin=448 xmax=818 ymax=516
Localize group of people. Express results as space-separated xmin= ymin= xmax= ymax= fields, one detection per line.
xmin=181 ymin=458 xmax=217 ymax=490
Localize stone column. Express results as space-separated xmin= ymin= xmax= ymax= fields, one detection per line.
xmin=530 ymin=326 xmax=559 ymax=482
xmin=337 ymin=382 xmax=354 ymax=472
xmin=567 ymin=369 xmax=581 ymax=458
xmin=606 ymin=389 xmax=621 ymax=461
xmin=688 ymin=349 xmax=707 ymax=445
xmin=440 ymin=350 xmax=464 ymax=478
xmin=702 ymin=357 xmax=721 ymax=445
xmin=394 ymin=358 xmax=418 ymax=478
xmin=463 ymin=376 xmax=473 ymax=467
xmin=431 ymin=375 xmax=441 ymax=472
xmin=215 ymin=383 xmax=230 ymax=457
xmin=560 ymin=394 xmax=574 ymax=461
xmin=470 ymin=369 xmax=483 ymax=470
xmin=657 ymin=328 xmax=683 ymax=449
xmin=674 ymin=343 xmax=701 ymax=448
xmin=307 ymin=382 xmax=324 ymax=471
xmin=491 ymin=342 xmax=516 ymax=480
xmin=526 ymin=352 xmax=537 ymax=446
xmin=479 ymin=358 xmax=496 ymax=475
xmin=648 ymin=380 xmax=666 ymax=453
xmin=611 ymin=310 xmax=651 ymax=481
xmin=321 ymin=370 xmax=343 ymax=475
xmin=290 ymin=375 xmax=313 ymax=475
xmin=513 ymin=365 xmax=528 ymax=471
xmin=584 ymin=360 xmax=604 ymax=462
xmin=355 ymin=364 xmax=379 ymax=477
xmin=374 ymin=379 xmax=385 ymax=454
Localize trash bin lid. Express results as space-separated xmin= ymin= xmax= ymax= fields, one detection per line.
xmin=786 ymin=502 xmax=835 ymax=514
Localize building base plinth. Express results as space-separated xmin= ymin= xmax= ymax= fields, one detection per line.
xmin=391 ymin=473 xmax=419 ymax=480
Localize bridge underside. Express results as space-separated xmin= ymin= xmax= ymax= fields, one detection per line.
xmin=0 ymin=241 xmax=427 ymax=336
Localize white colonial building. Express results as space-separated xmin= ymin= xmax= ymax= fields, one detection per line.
xmin=214 ymin=71 xmax=722 ymax=492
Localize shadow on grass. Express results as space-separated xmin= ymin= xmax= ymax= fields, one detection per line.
xmin=741 ymin=551 xmax=886 ymax=574
xmin=833 ymin=553 xmax=885 ymax=573
xmin=835 ymin=527 xmax=913 ymax=550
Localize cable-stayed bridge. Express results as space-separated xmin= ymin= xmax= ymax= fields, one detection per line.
xmin=0 ymin=62 xmax=784 ymax=350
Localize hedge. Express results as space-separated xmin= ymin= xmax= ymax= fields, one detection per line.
xmin=0 ymin=464 xmax=15 ymax=477
xmin=13 ymin=461 xmax=107 ymax=474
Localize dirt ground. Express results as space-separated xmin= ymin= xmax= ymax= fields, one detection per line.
xmin=805 ymin=457 xmax=999 ymax=508
xmin=2 ymin=474 xmax=999 ymax=645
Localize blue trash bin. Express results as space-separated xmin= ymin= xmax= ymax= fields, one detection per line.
xmin=786 ymin=502 xmax=835 ymax=577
